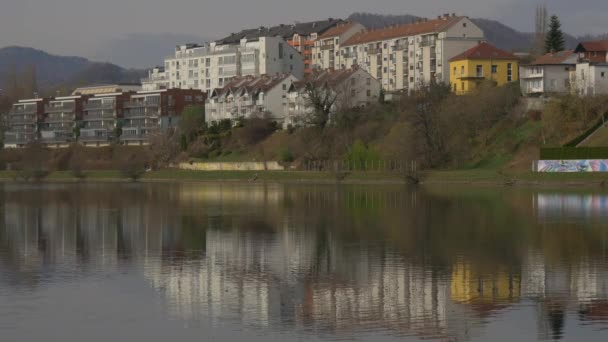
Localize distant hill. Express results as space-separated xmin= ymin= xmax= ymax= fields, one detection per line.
xmin=0 ymin=46 xmax=145 ymax=97
xmin=347 ymin=13 xmax=593 ymax=52
xmin=92 ymin=33 xmax=213 ymax=69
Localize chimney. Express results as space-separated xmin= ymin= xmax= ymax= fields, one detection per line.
xmin=452 ymin=13 xmax=456 ymax=17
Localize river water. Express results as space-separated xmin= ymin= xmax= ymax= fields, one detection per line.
xmin=0 ymin=182 xmax=607 ymax=341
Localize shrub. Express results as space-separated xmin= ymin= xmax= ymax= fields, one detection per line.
xmin=17 ymin=142 xmax=50 ymax=181
xmin=279 ymin=149 xmax=294 ymax=163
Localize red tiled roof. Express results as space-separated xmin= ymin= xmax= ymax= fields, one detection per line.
xmin=575 ymin=40 xmax=608 ymax=52
xmin=342 ymin=16 xmax=465 ymax=47
xmin=531 ymin=50 xmax=576 ymax=65
xmin=318 ymin=22 xmax=360 ymax=40
xmin=449 ymin=43 xmax=518 ymax=62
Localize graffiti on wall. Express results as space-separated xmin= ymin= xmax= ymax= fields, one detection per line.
xmin=537 ymin=160 xmax=608 ymax=172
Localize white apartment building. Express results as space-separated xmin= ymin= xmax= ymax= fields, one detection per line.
xmin=574 ymin=62 xmax=608 ymax=96
xmin=286 ymin=67 xmax=381 ymax=126
xmin=311 ymin=21 xmax=367 ymax=71
xmin=160 ymin=37 xmax=304 ymax=93
xmin=337 ymin=14 xmax=484 ymax=92
xmin=519 ymin=50 xmax=577 ymax=96
xmin=205 ymin=74 xmax=299 ymax=125
xmin=142 ymin=67 xmax=168 ymax=91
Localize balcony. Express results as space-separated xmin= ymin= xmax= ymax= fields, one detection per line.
xmin=420 ymin=40 xmax=436 ymax=47
xmin=46 ymin=114 xmax=75 ymax=123
xmin=84 ymin=102 xmax=115 ymax=110
xmin=45 ymin=104 xmax=75 ymax=113
xmin=457 ymin=72 xmax=485 ymax=79
xmin=9 ymin=107 xmax=37 ymax=115
xmin=124 ymin=110 xmax=161 ymax=119
xmin=368 ymin=48 xmax=382 ymax=55
xmin=123 ymin=100 xmax=160 ymax=109
xmin=392 ymin=43 xmax=408 ymax=51
xmin=80 ymin=129 xmax=111 ymax=141
xmin=3 ymin=133 xmax=34 ymax=145
xmin=9 ymin=117 xmax=37 ymax=125
xmin=83 ymin=112 xmax=115 ymax=120
xmin=320 ymin=44 xmax=334 ymax=51
xmin=40 ymin=130 xmax=74 ymax=144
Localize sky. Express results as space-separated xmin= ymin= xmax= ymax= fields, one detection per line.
xmin=2 ymin=0 xmax=607 ymax=61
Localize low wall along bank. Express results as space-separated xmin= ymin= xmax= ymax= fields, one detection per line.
xmin=178 ymin=161 xmax=285 ymax=171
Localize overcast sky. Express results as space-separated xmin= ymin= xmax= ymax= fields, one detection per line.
xmin=2 ymin=0 xmax=607 ymax=60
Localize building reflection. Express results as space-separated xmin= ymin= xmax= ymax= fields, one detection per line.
xmin=1 ymin=183 xmax=608 ymax=341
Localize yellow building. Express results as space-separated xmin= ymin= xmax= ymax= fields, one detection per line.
xmin=449 ymin=42 xmax=519 ymax=95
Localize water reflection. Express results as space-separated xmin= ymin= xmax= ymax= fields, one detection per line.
xmin=1 ymin=183 xmax=608 ymax=341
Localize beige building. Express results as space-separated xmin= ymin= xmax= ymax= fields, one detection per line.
xmin=312 ymin=21 xmax=367 ymax=71
xmin=205 ymin=74 xmax=299 ymax=125
xmin=286 ymin=67 xmax=381 ymax=126
xmin=338 ymin=14 xmax=484 ymax=92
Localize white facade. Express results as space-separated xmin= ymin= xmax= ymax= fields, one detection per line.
xmin=286 ymin=67 xmax=382 ymax=126
xmin=574 ymin=63 xmax=608 ymax=96
xmin=519 ymin=51 xmax=578 ymax=96
xmin=162 ymin=37 xmax=304 ymax=93
xmin=338 ymin=16 xmax=484 ymax=92
xmin=205 ymin=74 xmax=299 ymax=124
xmin=519 ymin=65 xmax=575 ymax=96
xmin=142 ymin=67 xmax=168 ymax=91
xmin=312 ymin=22 xmax=367 ymax=71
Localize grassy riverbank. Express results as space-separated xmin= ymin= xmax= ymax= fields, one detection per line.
xmin=0 ymin=168 xmax=607 ymax=187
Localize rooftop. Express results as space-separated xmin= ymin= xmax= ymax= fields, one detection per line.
xmin=575 ymin=40 xmax=608 ymax=53
xmin=211 ymin=74 xmax=295 ymax=97
xmin=216 ymin=19 xmax=343 ymax=45
xmin=530 ymin=50 xmax=576 ymax=65
xmin=318 ymin=22 xmax=362 ymax=40
xmin=449 ymin=43 xmax=518 ymax=62
xmin=342 ymin=15 xmax=465 ymax=47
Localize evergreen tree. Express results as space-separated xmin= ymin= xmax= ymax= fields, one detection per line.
xmin=545 ymin=15 xmax=565 ymax=53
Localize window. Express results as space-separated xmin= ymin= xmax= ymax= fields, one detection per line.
xmin=367 ymin=89 xmax=371 ymax=97
xmin=206 ymin=80 xmax=211 ymax=88
xmin=507 ymin=63 xmax=513 ymax=82
xmin=366 ymin=78 xmax=371 ymax=85
xmin=476 ymin=65 xmax=483 ymax=77
xmin=351 ymin=89 xmax=356 ymax=97
xmin=602 ymin=72 xmax=606 ymax=78
xmin=383 ymin=67 xmax=387 ymax=73
xmin=491 ymin=65 xmax=497 ymax=74
xmin=461 ymin=82 xmax=465 ymax=91
xmin=351 ymin=78 xmax=356 ymax=86
xmin=461 ymin=66 xmax=465 ymax=75
xmin=206 ymin=58 xmax=211 ymax=67
xmin=290 ymin=54 xmax=293 ymax=60
xmin=453 ymin=83 xmax=457 ymax=92
xmin=463 ymin=22 xmax=467 ymax=28
xmin=282 ymin=84 xmax=287 ymax=90
xmin=279 ymin=43 xmax=284 ymax=59
xmin=453 ymin=67 xmax=456 ymax=76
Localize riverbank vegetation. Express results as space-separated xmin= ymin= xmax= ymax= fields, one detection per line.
xmin=2 ymin=82 xmax=608 ymax=183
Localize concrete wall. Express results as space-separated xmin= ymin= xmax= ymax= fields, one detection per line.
xmin=178 ymin=161 xmax=285 ymax=171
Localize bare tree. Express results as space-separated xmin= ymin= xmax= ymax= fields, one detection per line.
xmin=303 ymin=82 xmax=337 ymax=129
xmin=534 ymin=3 xmax=549 ymax=56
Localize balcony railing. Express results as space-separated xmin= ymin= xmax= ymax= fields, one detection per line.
xmin=420 ymin=40 xmax=436 ymax=47
xmin=45 ymin=104 xmax=75 ymax=113
xmin=3 ymin=134 xmax=34 ymax=144
xmin=320 ymin=44 xmax=334 ymax=51
xmin=83 ymin=112 xmax=115 ymax=120
xmin=9 ymin=117 xmax=37 ymax=125
xmin=84 ymin=102 xmax=115 ymax=110
xmin=124 ymin=111 xmax=161 ymax=119
xmin=368 ymin=48 xmax=382 ymax=55
xmin=458 ymin=72 xmax=485 ymax=79
xmin=123 ymin=101 xmax=160 ymax=108
xmin=46 ymin=114 xmax=75 ymax=123
xmin=9 ymin=107 xmax=38 ymax=115
xmin=392 ymin=43 xmax=408 ymax=51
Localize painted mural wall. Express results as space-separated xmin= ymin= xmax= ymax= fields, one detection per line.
xmin=536 ymin=160 xmax=608 ymax=172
